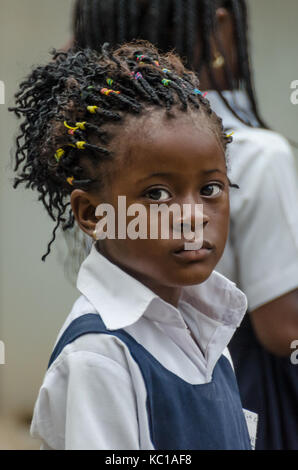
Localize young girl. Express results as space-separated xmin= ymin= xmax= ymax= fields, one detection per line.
xmin=10 ymin=41 xmax=251 ymax=450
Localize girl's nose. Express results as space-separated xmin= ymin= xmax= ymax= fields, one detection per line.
xmin=172 ymin=200 xmax=209 ymax=238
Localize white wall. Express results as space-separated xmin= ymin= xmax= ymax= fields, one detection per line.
xmin=249 ymin=0 xmax=298 ymax=159
xmin=0 ymin=0 xmax=76 ymax=416
xmin=0 ymin=0 xmax=297 ymax=417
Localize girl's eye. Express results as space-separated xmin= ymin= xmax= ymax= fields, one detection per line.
xmin=144 ymin=188 xmax=171 ymax=201
xmin=200 ymin=184 xmax=223 ymax=198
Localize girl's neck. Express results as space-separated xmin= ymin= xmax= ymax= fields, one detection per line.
xmin=134 ymin=276 xmax=182 ymax=309
xmin=96 ymin=242 xmax=182 ymax=308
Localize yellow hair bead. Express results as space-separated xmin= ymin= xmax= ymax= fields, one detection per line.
xmin=226 ymin=131 xmax=234 ymax=138
xmin=101 ymin=88 xmax=120 ymax=96
xmin=76 ymin=141 xmax=86 ymax=150
xmin=67 ymin=176 xmax=75 ymax=186
xmin=64 ymin=121 xmax=77 ymax=131
xmin=76 ymin=121 xmax=87 ymax=130
xmin=64 ymin=121 xmax=87 ymax=132
xmin=54 ymin=148 xmax=65 ymax=162
xmin=101 ymin=88 xmax=111 ymax=96
xmin=87 ymin=105 xmax=98 ymax=113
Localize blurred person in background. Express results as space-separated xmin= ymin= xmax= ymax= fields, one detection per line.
xmin=70 ymin=0 xmax=298 ymax=449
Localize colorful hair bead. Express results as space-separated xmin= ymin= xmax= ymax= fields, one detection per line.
xmin=193 ymin=88 xmax=202 ymax=95
xmin=54 ymin=148 xmax=65 ymax=162
xmin=64 ymin=121 xmax=78 ymax=135
xmin=76 ymin=122 xmax=87 ymax=131
xmin=100 ymin=88 xmax=120 ymax=96
xmin=162 ymin=79 xmax=171 ymax=86
xmin=162 ymin=68 xmax=169 ymax=74
xmin=64 ymin=121 xmax=87 ymax=135
xmin=154 ymin=61 xmax=160 ymax=66
xmin=64 ymin=121 xmax=76 ymax=130
xmin=136 ymin=54 xmax=145 ymax=61
xmin=76 ymin=141 xmax=86 ymax=150
xmin=226 ymin=131 xmax=234 ymax=138
xmin=66 ymin=176 xmax=75 ymax=186
xmin=135 ymin=72 xmax=143 ymax=80
xmin=203 ymin=92 xmax=208 ymax=98
xmin=106 ymin=78 xmax=114 ymax=86
xmin=87 ymin=105 xmax=98 ymax=114
xmin=101 ymin=88 xmax=111 ymax=95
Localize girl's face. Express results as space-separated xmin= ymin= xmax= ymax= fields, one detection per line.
xmin=71 ymin=110 xmax=230 ymax=305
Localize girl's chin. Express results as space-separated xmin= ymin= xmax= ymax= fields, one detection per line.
xmin=165 ymin=266 xmax=215 ymax=287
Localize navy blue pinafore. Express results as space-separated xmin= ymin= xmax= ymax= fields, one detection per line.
xmin=229 ymin=313 xmax=298 ymax=450
xmin=48 ymin=313 xmax=251 ymax=450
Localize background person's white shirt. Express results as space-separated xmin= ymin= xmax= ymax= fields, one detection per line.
xmin=30 ymin=243 xmax=247 ymax=450
xmin=208 ymin=90 xmax=298 ymax=311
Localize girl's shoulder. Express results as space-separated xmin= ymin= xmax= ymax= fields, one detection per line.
xmin=48 ymin=295 xmax=132 ymax=374
xmin=227 ymin=127 xmax=296 ymax=179
xmin=31 ymin=296 xmax=138 ymax=450
xmin=231 ymin=127 xmax=293 ymax=157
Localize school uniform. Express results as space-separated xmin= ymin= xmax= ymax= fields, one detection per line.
xmin=30 ymin=242 xmax=253 ymax=450
xmin=208 ymin=90 xmax=298 ymax=449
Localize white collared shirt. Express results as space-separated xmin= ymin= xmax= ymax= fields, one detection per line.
xmin=30 ymin=243 xmax=248 ymax=450
xmin=208 ymin=90 xmax=298 ymax=311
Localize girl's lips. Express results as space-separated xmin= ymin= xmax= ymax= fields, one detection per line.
xmin=172 ymin=247 xmax=213 ymax=262
xmin=172 ymin=241 xmax=214 ymax=263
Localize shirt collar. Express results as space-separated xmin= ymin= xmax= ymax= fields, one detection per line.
xmin=77 ymin=242 xmax=247 ymax=331
xmin=179 ymin=270 xmax=247 ymax=328
xmin=207 ymin=89 xmax=260 ymax=130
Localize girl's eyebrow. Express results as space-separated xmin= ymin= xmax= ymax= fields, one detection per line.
xmin=138 ymin=169 xmax=226 ymax=183
xmin=138 ymin=172 xmax=174 ymax=183
xmin=203 ymin=169 xmax=227 ymax=175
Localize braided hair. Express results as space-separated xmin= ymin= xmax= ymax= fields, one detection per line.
xmin=73 ymin=0 xmax=267 ymax=128
xmin=9 ymin=40 xmax=233 ymax=262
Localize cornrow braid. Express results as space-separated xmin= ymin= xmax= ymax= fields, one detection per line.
xmin=9 ymin=40 xmax=232 ymax=262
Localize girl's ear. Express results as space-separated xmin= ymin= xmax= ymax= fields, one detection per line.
xmin=210 ymin=6 xmax=239 ymax=87
xmin=215 ymin=7 xmax=230 ymax=23
xmin=214 ymin=7 xmax=235 ymax=52
xmin=70 ymin=189 xmax=100 ymax=238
